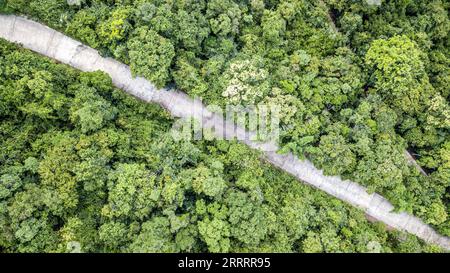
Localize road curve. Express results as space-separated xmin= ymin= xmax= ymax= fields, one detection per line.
xmin=0 ymin=15 xmax=449 ymax=250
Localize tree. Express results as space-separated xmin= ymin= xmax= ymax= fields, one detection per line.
xmin=261 ymin=10 xmax=286 ymax=43
xmin=0 ymin=173 xmax=22 ymax=200
xmin=312 ymin=127 xmax=357 ymax=176
xmin=98 ymin=221 xmax=129 ymax=251
xmin=102 ymin=163 xmax=159 ymax=220
xmin=59 ymin=217 xmax=99 ymax=253
xmin=172 ymin=57 xmax=208 ymax=97
xmin=66 ymin=8 xmax=104 ymax=48
xmin=37 ymin=133 xmax=80 ymax=217
xmin=127 ymin=26 xmax=175 ymax=87
xmin=184 ymin=163 xmax=227 ymax=199
xmin=302 ymin=232 xmax=323 ymax=253
xmin=98 ymin=7 xmax=132 ymax=47
xmin=129 ymin=217 xmax=177 ymax=253
xmin=198 ymin=217 xmax=231 ymax=253
xmin=69 ymin=85 xmax=117 ymax=133
xmin=206 ymin=0 xmax=242 ymax=37
xmin=220 ymin=57 xmax=270 ymax=105
xmin=174 ymin=9 xmax=209 ymax=51
xmin=225 ymin=190 xmax=268 ymax=247
xmin=365 ymin=35 xmax=431 ymax=115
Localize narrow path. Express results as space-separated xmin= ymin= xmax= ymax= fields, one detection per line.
xmin=404 ymin=150 xmax=428 ymax=176
xmin=1 ymin=15 xmax=449 ymax=250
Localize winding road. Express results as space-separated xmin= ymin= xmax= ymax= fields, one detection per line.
xmin=1 ymin=14 xmax=449 ymax=250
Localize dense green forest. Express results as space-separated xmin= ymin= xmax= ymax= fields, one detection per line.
xmin=0 ymin=0 xmax=449 ymax=252
xmin=0 ymin=39 xmax=437 ymax=253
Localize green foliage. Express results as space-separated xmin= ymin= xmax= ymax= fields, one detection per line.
xmin=102 ymin=163 xmax=158 ymax=220
xmin=220 ymin=57 xmax=270 ymax=105
xmin=2 ymin=0 xmax=449 ymax=253
xmin=66 ymin=8 xmax=104 ymax=49
xmin=98 ymin=7 xmax=132 ymax=46
xmin=365 ymin=35 xmax=429 ymax=114
xmin=1 ymin=40 xmax=435 ymax=253
xmin=172 ymin=57 xmax=208 ymax=96
xmin=129 ymin=217 xmax=177 ymax=253
xmin=127 ymin=26 xmax=175 ymax=87
xmin=98 ymin=221 xmax=129 ymax=251
xmin=198 ymin=217 xmax=231 ymax=253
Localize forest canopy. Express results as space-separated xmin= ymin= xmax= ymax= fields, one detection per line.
xmin=0 ymin=0 xmax=449 ymax=252
xmin=0 ymin=39 xmax=437 ymax=253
